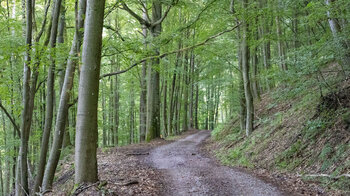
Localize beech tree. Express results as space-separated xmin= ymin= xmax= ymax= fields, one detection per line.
xmin=75 ymin=0 xmax=106 ymax=184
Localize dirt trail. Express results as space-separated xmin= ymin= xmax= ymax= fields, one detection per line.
xmin=148 ymin=130 xmax=284 ymax=196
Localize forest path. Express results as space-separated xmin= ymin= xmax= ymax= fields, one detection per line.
xmin=147 ymin=130 xmax=284 ymax=196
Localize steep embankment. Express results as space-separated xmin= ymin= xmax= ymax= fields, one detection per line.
xmin=209 ymin=74 xmax=350 ymax=195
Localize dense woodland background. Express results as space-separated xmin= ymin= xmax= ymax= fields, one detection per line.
xmin=0 ymin=0 xmax=349 ymax=195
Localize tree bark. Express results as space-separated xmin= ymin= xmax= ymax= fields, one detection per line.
xmin=18 ymin=0 xmax=33 ymax=194
xmin=39 ymin=0 xmax=86 ymax=191
xmin=75 ymin=0 xmax=105 ymax=184
xmin=275 ymin=15 xmax=287 ymax=71
xmin=42 ymin=0 xmax=65 ymax=187
xmin=238 ymin=28 xmax=246 ymax=132
xmin=162 ymin=76 xmax=168 ymax=136
xmin=168 ymin=41 xmax=182 ymax=136
xmin=242 ymin=0 xmax=254 ymax=136
xmin=114 ymin=65 xmax=120 ymax=146
xmin=182 ymin=50 xmax=189 ymax=132
xmin=102 ymin=83 xmax=107 ymax=147
xmin=146 ymin=0 xmax=162 ymax=141
xmin=139 ymin=5 xmax=148 ymax=142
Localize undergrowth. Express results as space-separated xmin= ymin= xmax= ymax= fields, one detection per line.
xmin=212 ymin=68 xmax=350 ymax=193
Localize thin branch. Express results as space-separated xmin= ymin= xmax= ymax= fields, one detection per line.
xmin=138 ymin=0 xmax=151 ymax=22
xmin=0 ymin=100 xmax=21 ymax=137
xmin=104 ymin=1 xmax=121 ymax=19
xmin=151 ymin=3 xmax=174 ymax=27
xmin=121 ymin=2 xmax=150 ymax=27
xmin=180 ymin=0 xmax=219 ymax=31
xmin=100 ymin=24 xmax=241 ymax=78
xmin=103 ymin=24 xmax=125 ymax=41
xmin=35 ymin=0 xmax=51 ymax=42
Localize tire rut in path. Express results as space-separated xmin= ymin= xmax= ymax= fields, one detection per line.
xmin=148 ymin=130 xmax=285 ymax=196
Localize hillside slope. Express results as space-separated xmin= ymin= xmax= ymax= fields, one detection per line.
xmin=209 ymin=72 xmax=350 ymax=195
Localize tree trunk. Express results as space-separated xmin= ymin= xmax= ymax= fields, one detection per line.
xmin=130 ymin=84 xmax=135 ymax=144
xmin=163 ymin=77 xmax=168 ymax=136
xmin=146 ymin=0 xmax=162 ymax=141
xmin=38 ymin=0 xmax=86 ymax=191
xmin=168 ymin=42 xmax=182 ymax=136
xmin=42 ymin=0 xmax=65 ymax=186
xmin=39 ymin=0 xmax=65 ymax=190
xmin=275 ymin=15 xmax=287 ymax=71
xmin=75 ymin=0 xmax=105 ymax=184
xmin=189 ymin=50 xmax=195 ymax=128
xmin=194 ymin=76 xmax=199 ymax=129
xmin=114 ymin=65 xmax=120 ymax=146
xmin=18 ymin=0 xmax=33 ymax=194
xmin=102 ymin=83 xmax=107 ymax=147
xmin=242 ymin=0 xmax=254 ymax=136
xmin=139 ymin=4 xmax=147 ymax=142
xmin=238 ymin=27 xmax=246 ymax=132
xmin=325 ymin=0 xmax=341 ymax=37
xmin=182 ymin=50 xmax=189 ymax=132
xmin=62 ymin=116 xmax=71 ymax=148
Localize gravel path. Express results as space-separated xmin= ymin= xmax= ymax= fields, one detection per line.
xmin=148 ymin=130 xmax=285 ymax=196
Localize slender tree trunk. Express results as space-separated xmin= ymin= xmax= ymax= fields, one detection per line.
xmin=189 ymin=50 xmax=195 ymax=128
xmin=139 ymin=4 xmax=147 ymax=142
xmin=182 ymin=50 xmax=189 ymax=132
xmin=39 ymin=0 xmax=86 ymax=191
xmin=2 ymin=113 xmax=10 ymax=196
xmin=109 ymin=67 xmax=114 ymax=145
xmin=175 ymin=72 xmax=183 ymax=134
xmin=242 ymin=0 xmax=254 ymax=136
xmin=42 ymin=0 xmax=65 ymax=187
xmin=102 ymin=83 xmax=107 ymax=147
xmin=168 ymin=42 xmax=182 ymax=136
xmin=40 ymin=0 xmax=65 ymax=190
xmin=163 ymin=77 xmax=168 ymax=136
xmin=75 ymin=0 xmax=105 ymax=184
xmin=275 ymin=15 xmax=287 ymax=71
xmin=58 ymin=0 xmax=66 ymax=93
xmin=114 ymin=65 xmax=120 ymax=146
xmin=325 ymin=0 xmax=341 ymax=38
xmin=205 ymin=86 xmax=209 ymax=130
xmin=130 ymin=84 xmax=135 ymax=144
xmin=18 ymin=0 xmax=33 ymax=194
xmin=251 ymin=47 xmax=260 ymax=100
xmin=238 ymin=27 xmax=246 ymax=132
xmin=194 ymin=75 xmax=199 ymax=129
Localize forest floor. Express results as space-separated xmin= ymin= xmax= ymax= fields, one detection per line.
xmin=49 ymin=129 xmax=325 ymax=196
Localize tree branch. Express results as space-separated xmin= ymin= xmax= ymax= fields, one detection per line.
xmin=121 ymin=2 xmax=151 ymax=27
xmin=180 ymin=0 xmax=219 ymax=31
xmin=0 ymin=100 xmax=21 ymax=137
xmin=103 ymin=24 xmax=125 ymax=41
xmin=152 ymin=4 xmax=173 ymax=27
xmin=100 ymin=24 xmax=241 ymax=78
xmin=35 ymin=0 xmax=51 ymax=42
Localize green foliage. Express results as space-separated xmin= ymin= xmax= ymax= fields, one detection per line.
xmin=304 ymin=119 xmax=328 ymax=140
